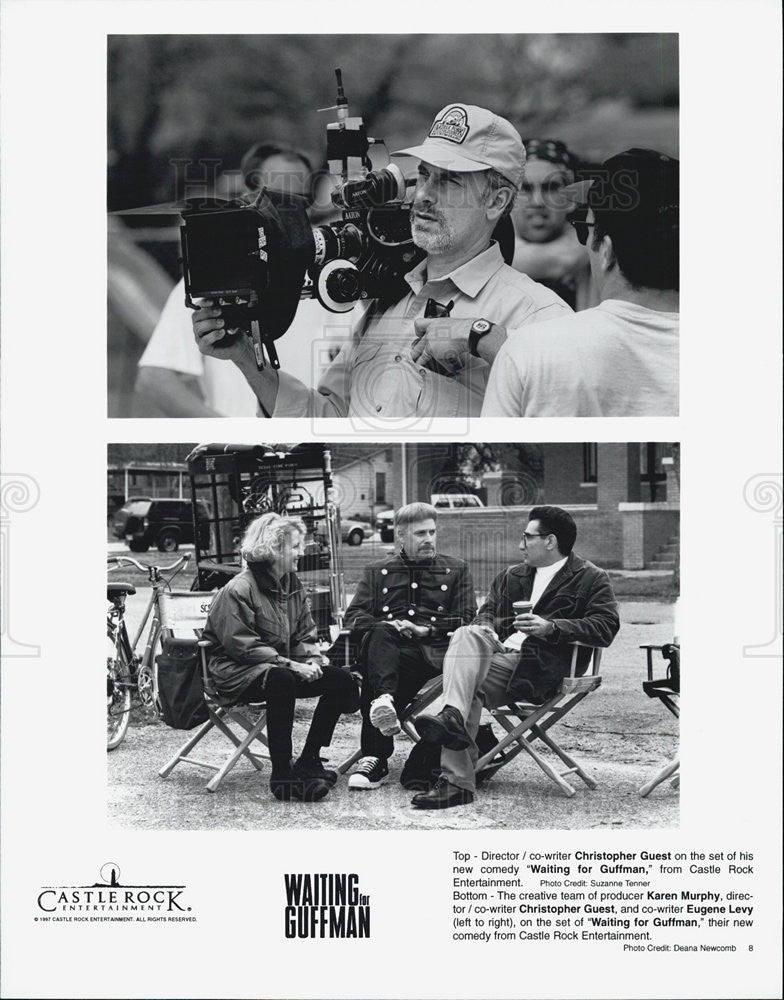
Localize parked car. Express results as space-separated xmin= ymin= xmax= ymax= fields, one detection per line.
xmin=315 ymin=516 xmax=373 ymax=546
xmin=431 ymin=493 xmax=485 ymax=509
xmin=113 ymin=498 xmax=211 ymax=553
xmin=375 ymin=509 xmax=395 ymax=542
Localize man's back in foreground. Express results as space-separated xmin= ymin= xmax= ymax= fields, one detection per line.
xmin=484 ymin=297 xmax=678 ymax=416
xmin=482 ymin=148 xmax=679 ymax=418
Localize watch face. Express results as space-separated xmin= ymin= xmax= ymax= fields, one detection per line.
xmin=472 ymin=319 xmax=491 ymax=334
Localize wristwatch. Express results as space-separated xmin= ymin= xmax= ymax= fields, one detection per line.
xmin=468 ymin=318 xmax=495 ymax=357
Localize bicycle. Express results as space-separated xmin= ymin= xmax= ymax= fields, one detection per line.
xmin=107 ymin=552 xmax=191 ymax=750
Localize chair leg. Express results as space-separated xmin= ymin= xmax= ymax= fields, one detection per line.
xmin=399 ymin=683 xmax=443 ymax=741
xmin=516 ymin=736 xmax=576 ymax=797
xmin=639 ymin=756 xmax=679 ymax=798
xmin=158 ymin=717 xmax=216 ymax=778
xmin=337 ymin=747 xmax=364 ymax=775
xmin=205 ymin=711 xmax=269 ymax=793
xmin=531 ymin=723 xmax=597 ymax=790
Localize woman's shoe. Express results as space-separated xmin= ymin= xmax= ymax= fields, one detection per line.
xmin=270 ymin=768 xmax=331 ymax=802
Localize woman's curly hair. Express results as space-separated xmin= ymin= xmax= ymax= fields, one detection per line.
xmin=240 ymin=512 xmax=306 ymax=564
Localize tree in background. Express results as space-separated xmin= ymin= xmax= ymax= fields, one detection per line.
xmin=108 ymin=33 xmax=678 ymax=210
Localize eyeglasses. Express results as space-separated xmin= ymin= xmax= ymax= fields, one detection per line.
xmin=521 ymin=532 xmax=549 ymax=544
xmin=569 ymin=218 xmax=596 ymax=246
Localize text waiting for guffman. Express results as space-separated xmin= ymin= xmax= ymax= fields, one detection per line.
xmin=284 ymin=873 xmax=370 ymax=938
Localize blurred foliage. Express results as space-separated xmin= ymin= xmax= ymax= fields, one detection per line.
xmin=107 ymin=444 xmax=196 ymax=465
xmin=108 ymin=33 xmax=678 ymax=210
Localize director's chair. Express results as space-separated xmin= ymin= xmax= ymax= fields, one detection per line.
xmin=638 ymin=643 xmax=680 ymax=797
xmin=475 ymin=642 xmax=604 ymax=798
xmin=156 ymin=592 xmax=270 ymax=793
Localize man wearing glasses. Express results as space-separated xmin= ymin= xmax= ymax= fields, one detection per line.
xmin=409 ymin=506 xmax=620 ymax=809
xmin=481 ymin=148 xmax=679 ymax=416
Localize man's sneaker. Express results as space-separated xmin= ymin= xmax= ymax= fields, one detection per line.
xmin=348 ymin=756 xmax=389 ymax=789
xmin=369 ymin=693 xmax=401 ymax=736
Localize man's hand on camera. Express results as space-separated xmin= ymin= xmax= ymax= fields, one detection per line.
xmin=411 ymin=317 xmax=508 ymax=369
xmin=192 ymin=298 xmax=279 ymax=416
xmin=192 ymin=300 xmax=248 ymax=361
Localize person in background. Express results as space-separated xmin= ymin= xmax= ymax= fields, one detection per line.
xmin=134 ymin=143 xmax=349 ymax=416
xmin=511 ymin=138 xmax=596 ymax=312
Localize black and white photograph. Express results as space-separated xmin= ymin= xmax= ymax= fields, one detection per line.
xmin=108 ymin=33 xmax=679 ymax=421
xmin=1 ymin=1 xmax=782 ymax=998
xmin=107 ymin=441 xmax=680 ymax=828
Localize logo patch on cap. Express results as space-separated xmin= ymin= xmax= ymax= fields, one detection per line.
xmin=429 ymin=106 xmax=470 ymax=145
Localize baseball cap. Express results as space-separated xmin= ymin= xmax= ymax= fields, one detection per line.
xmin=562 ymin=148 xmax=678 ymax=228
xmin=394 ymin=104 xmax=526 ymax=189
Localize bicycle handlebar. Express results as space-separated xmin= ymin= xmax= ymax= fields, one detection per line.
xmin=107 ymin=552 xmax=191 ymax=579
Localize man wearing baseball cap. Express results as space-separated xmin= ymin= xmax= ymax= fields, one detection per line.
xmin=481 ymin=148 xmax=679 ymax=416
xmin=194 ymin=104 xmax=571 ymax=420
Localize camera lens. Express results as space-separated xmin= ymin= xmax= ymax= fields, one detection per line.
xmin=325 ymin=266 xmax=362 ymax=304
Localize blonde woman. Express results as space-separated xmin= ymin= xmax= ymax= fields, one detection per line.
xmin=202 ymin=513 xmax=355 ymax=801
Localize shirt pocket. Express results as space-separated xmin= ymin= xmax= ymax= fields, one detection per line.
xmin=350 ymin=341 xmax=421 ymax=417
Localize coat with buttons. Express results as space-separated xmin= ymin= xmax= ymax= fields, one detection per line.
xmin=344 ymin=552 xmax=477 ymax=669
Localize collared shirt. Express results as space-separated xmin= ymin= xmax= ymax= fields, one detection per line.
xmin=482 ymin=298 xmax=679 ymax=417
xmin=273 ymin=243 xmax=570 ymax=419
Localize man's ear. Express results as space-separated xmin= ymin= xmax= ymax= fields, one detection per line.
xmin=599 ymin=233 xmax=617 ymax=273
xmin=486 ymin=185 xmax=515 ymax=222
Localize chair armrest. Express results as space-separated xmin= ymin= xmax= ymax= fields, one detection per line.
xmin=568 ymin=641 xmax=602 ymax=678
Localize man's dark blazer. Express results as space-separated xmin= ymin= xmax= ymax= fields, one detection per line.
xmin=474 ymin=551 xmax=620 ymax=702
xmin=344 ymin=551 xmax=476 ymax=670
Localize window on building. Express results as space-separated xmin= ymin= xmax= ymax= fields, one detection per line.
xmin=640 ymin=443 xmax=667 ymax=501
xmin=384 ymin=449 xmax=393 ymax=464
xmin=375 ymin=472 xmax=386 ymax=504
xmin=582 ymin=444 xmax=598 ymax=484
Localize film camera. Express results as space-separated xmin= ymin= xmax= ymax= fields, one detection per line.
xmin=180 ymin=70 xmax=514 ymax=370
xmin=180 ymin=70 xmax=426 ymax=370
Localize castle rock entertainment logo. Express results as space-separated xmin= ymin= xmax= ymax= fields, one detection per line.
xmin=35 ymin=863 xmax=196 ymax=924
xmin=429 ymin=106 xmax=470 ymax=144
xmin=284 ymin=873 xmax=370 ymax=938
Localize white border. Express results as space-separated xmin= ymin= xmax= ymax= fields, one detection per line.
xmin=1 ymin=2 xmax=782 ymax=999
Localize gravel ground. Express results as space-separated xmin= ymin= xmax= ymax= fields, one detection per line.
xmin=108 ymin=594 xmax=678 ymax=832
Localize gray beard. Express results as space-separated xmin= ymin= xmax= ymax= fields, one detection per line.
xmin=411 ymin=218 xmax=456 ymax=255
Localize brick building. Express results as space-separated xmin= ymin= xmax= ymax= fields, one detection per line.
xmin=400 ymin=443 xmax=678 ymax=582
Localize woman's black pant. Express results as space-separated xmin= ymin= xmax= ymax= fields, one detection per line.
xmin=241 ymin=663 xmax=355 ymax=771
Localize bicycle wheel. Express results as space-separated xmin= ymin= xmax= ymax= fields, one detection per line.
xmin=107 ymin=630 xmax=132 ymax=750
